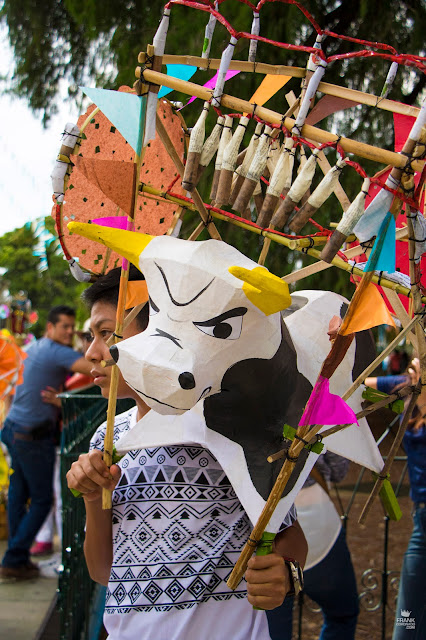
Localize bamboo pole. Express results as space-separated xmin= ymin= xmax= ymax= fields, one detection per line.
xmin=282 ymin=243 xmax=367 ymax=283
xmin=382 ymin=288 xmax=419 ymax=352
xmin=303 ymin=246 xmax=424 ymax=302
xmin=155 ymin=113 xmax=222 ymax=240
xmin=106 ymin=302 xmax=146 ymax=348
xmin=267 ymin=384 xmax=414 ymax=462
xmin=358 ymin=386 xmax=419 ymax=524
xmin=226 ymin=422 xmax=323 ymax=590
xmin=342 ymin=315 xmax=420 ymax=402
xmin=140 ymin=69 xmax=425 ymax=172
xmin=136 ymin=184 xmax=425 ymax=302
xmin=146 ymin=55 xmax=420 ymax=119
xmin=101 ymin=89 xmax=149 ymax=507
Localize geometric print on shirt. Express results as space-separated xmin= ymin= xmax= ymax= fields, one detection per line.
xmin=90 ymin=408 xmax=295 ymax=614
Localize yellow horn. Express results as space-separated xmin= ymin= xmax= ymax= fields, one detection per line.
xmin=67 ymin=222 xmax=154 ymax=269
xmin=229 ymin=266 xmax=291 ymax=315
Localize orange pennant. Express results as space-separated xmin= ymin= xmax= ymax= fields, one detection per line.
xmin=125 ymin=280 xmax=149 ymax=310
xmin=72 ymin=156 xmax=137 ymax=216
xmin=341 ymin=283 xmax=396 ymax=335
xmin=244 ymin=75 xmax=291 ymax=115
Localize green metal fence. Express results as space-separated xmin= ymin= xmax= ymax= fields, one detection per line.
xmin=58 ymin=390 xmax=134 ymax=640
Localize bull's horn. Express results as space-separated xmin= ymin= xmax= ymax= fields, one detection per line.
xmin=229 ymin=266 xmax=291 ymax=315
xmin=67 ymin=222 xmax=154 ymax=268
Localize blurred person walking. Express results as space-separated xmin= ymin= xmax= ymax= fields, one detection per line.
xmin=0 ymin=305 xmax=92 ymax=579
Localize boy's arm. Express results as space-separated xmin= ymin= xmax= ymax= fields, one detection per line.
xmin=83 ymin=498 xmax=113 ymax=586
xmin=67 ymin=450 xmax=121 ymax=586
xmin=245 ymin=519 xmax=307 ymax=610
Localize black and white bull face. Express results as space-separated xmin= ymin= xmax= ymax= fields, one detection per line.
xmin=109 ymin=237 xmax=284 ymax=415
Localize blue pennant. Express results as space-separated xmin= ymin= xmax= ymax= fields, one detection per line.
xmin=365 ymin=211 xmax=396 ymax=273
xmin=158 ymin=65 xmax=197 ymax=99
xmin=81 ymin=87 xmax=146 ymax=154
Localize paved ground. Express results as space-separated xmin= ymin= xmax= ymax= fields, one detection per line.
xmin=295 ymin=424 xmax=413 ymax=640
xmin=0 ymin=539 xmax=59 ymax=640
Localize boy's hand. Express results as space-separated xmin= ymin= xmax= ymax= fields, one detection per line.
xmin=245 ymin=553 xmax=291 ymax=610
xmin=67 ymin=450 xmax=121 ymax=502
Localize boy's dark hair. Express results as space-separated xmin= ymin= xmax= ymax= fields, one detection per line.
xmin=82 ymin=265 xmax=149 ymax=330
xmin=47 ymin=305 xmax=76 ymax=325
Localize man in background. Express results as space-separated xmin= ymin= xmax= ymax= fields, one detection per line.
xmin=0 ymin=305 xmax=92 ymax=579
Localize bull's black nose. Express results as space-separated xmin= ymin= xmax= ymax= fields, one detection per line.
xmin=110 ymin=345 xmax=119 ymax=363
xmin=178 ymin=372 xmax=196 ymax=390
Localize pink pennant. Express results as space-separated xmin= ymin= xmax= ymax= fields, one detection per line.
xmin=91 ymin=216 xmax=129 ymax=230
xmin=182 ymin=70 xmax=240 ymax=108
xmin=299 ymin=375 xmax=358 ymax=427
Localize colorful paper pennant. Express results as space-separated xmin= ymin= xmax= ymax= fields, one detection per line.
xmin=125 ymin=281 xmax=149 ymax=310
xmin=81 ymin=87 xmax=146 ymax=154
xmin=364 ymin=211 xmax=396 ymax=273
xmin=341 ymin=282 xmax=396 ymax=335
xmin=305 ymin=94 xmax=360 ymax=126
xmin=91 ymin=216 xmax=129 ymax=230
xmin=182 ymin=70 xmax=240 ymax=107
xmin=393 ymin=111 xmax=416 ymax=152
xmin=158 ymin=65 xmax=197 ymax=98
xmin=299 ymin=375 xmax=358 ymax=427
xmin=248 ymin=74 xmax=291 ymax=108
xmin=73 ymin=157 xmax=137 ymax=216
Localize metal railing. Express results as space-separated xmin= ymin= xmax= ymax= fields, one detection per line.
xmin=57 ymin=390 xmax=134 ymax=640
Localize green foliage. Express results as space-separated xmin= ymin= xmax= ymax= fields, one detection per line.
xmin=1 ymin=1 xmax=424 ymax=125
xmin=0 ymin=219 xmax=89 ymax=336
xmin=1 ymin=1 xmax=424 ymax=302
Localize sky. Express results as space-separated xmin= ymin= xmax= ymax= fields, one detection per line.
xmin=0 ymin=27 xmax=79 ymax=237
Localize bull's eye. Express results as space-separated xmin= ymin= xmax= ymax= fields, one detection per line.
xmin=193 ymin=307 xmax=247 ymax=340
xmin=149 ymin=296 xmax=159 ymax=316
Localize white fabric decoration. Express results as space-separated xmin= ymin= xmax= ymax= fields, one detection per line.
xmin=212 ymin=36 xmax=238 ymax=108
xmin=143 ymin=8 xmax=171 ymax=146
xmin=222 ymin=116 xmax=250 ymax=172
xmin=336 ymin=178 xmax=370 ymax=236
xmin=307 ymin=157 xmax=347 ymax=209
xmin=248 ymin=12 xmax=260 ymax=63
xmin=266 ymin=137 xmax=295 ymax=198
xmin=199 ymin=116 xmax=225 ymax=167
xmin=286 ymin=148 xmax=320 ymax=203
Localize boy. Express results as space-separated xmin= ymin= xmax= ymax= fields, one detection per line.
xmin=67 ymin=266 xmax=307 ymax=640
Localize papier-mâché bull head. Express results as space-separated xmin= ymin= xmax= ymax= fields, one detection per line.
xmin=68 ymin=223 xmax=292 ymax=415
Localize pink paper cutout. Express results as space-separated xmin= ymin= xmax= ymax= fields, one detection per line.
xmin=182 ymin=70 xmax=240 ymax=107
xmin=299 ymin=375 xmax=358 ymax=427
xmin=91 ymin=216 xmax=129 ymax=230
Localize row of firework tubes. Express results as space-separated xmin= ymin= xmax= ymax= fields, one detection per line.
xmin=181 ymin=101 xmax=370 ymax=263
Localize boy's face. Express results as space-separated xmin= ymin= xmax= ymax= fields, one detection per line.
xmin=86 ymin=301 xmax=141 ymax=400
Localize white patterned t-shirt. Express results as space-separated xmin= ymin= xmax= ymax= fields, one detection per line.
xmin=90 ymin=407 xmax=295 ymax=640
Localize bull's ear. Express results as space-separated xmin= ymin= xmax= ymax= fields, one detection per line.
xmin=229 ymin=266 xmax=291 ymax=315
xmin=67 ymin=222 xmax=154 ymax=269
